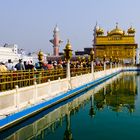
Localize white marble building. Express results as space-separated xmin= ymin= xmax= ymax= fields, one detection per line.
xmin=0 ymin=44 xmax=34 ymax=65
xmin=0 ymin=44 xmax=19 ymax=64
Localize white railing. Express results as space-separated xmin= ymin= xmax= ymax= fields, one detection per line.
xmin=4 ymin=72 xmax=125 ymax=140
xmin=0 ymin=67 xmax=124 ymax=117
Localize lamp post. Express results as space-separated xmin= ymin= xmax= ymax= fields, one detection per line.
xmin=64 ymin=40 xmax=73 ymax=81
xmin=38 ymin=50 xmax=44 ymax=62
xmin=110 ymin=56 xmax=112 ymax=69
xmin=118 ymin=58 xmax=120 ymax=67
xmin=119 ymin=58 xmax=122 ymax=67
xmin=78 ymin=56 xmax=81 ymax=62
xmin=90 ymin=49 xmax=94 ymax=79
xmin=115 ymin=57 xmax=117 ymax=68
xmin=121 ymin=58 xmax=123 ymax=67
xmin=82 ymin=56 xmax=85 ymax=62
xmin=116 ymin=57 xmax=118 ymax=68
xmin=103 ymin=54 xmax=106 ymax=70
xmin=38 ymin=50 xmax=44 ymax=69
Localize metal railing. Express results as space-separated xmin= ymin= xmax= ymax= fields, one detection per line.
xmin=0 ymin=69 xmax=66 ymax=92
xmin=70 ymin=67 xmax=91 ymax=77
xmin=94 ymin=66 xmax=104 ymax=71
xmin=0 ymin=65 xmax=107 ymax=92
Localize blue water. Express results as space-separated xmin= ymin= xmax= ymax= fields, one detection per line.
xmin=1 ymin=72 xmax=140 ymax=140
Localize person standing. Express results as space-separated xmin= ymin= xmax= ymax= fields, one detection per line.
xmin=15 ymin=59 xmax=25 ymax=70
xmin=0 ymin=62 xmax=7 ymax=72
xmin=6 ymin=59 xmax=14 ymax=71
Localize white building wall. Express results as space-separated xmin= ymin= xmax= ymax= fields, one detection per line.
xmin=0 ymin=44 xmax=34 ymax=64
xmin=0 ymin=45 xmax=19 ymax=63
xmin=6 ymin=44 xmax=18 ymax=54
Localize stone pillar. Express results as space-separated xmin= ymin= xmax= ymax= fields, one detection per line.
xmin=15 ymin=85 xmax=19 ymax=109
xmin=133 ymin=57 xmax=135 ymax=65
xmin=115 ymin=62 xmax=117 ymax=68
xmin=34 ymin=82 xmax=37 ymax=103
xmin=104 ymin=62 xmax=106 ymax=70
xmin=91 ymin=61 xmax=94 ymax=80
xmin=67 ymin=60 xmax=71 ymax=81
xmin=110 ymin=62 xmax=112 ymax=69
xmin=103 ymin=55 xmax=106 ymax=70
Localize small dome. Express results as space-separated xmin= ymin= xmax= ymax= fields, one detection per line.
xmin=109 ymin=23 xmax=124 ymax=36
xmin=95 ymin=26 xmax=99 ymax=30
xmin=54 ymin=25 xmax=59 ymax=32
xmin=96 ymin=27 xmax=104 ymax=35
xmin=90 ymin=49 xmax=94 ymax=55
xmin=127 ymin=26 xmax=135 ymax=34
xmin=65 ymin=40 xmax=72 ymax=50
xmin=38 ymin=50 xmax=43 ymax=56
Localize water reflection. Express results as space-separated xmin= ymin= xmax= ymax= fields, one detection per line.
xmin=94 ymin=72 xmax=137 ymax=114
xmin=2 ymin=72 xmax=139 ymax=140
xmin=89 ymin=94 xmax=96 ymax=118
xmin=63 ymin=112 xmax=72 ymax=140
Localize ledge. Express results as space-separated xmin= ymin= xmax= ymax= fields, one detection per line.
xmin=0 ymin=69 xmax=123 ymax=132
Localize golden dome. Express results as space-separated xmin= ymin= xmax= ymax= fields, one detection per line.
xmin=38 ymin=50 xmax=44 ymax=61
xmin=109 ymin=23 xmax=124 ymax=36
xmin=38 ymin=50 xmax=43 ymax=56
xmin=127 ymin=26 xmax=135 ymax=34
xmin=96 ymin=27 xmax=104 ymax=35
xmin=90 ymin=49 xmax=94 ymax=55
xmin=65 ymin=39 xmax=72 ymax=50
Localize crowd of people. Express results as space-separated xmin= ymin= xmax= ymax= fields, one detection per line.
xmin=0 ymin=59 xmax=62 ymax=72
xmin=0 ymin=58 xmax=111 ymax=73
xmin=0 ymin=58 xmax=96 ymax=73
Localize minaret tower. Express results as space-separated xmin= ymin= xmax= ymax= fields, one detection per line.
xmin=50 ymin=25 xmax=63 ymax=56
xmin=93 ymin=22 xmax=98 ymax=57
xmin=93 ymin=23 xmax=97 ymax=46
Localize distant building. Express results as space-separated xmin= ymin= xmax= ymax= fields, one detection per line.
xmin=5 ymin=44 xmax=18 ymax=54
xmin=75 ymin=48 xmax=92 ymax=56
xmin=75 ymin=51 xmax=85 ymax=55
xmin=0 ymin=43 xmax=36 ymax=64
xmin=84 ymin=48 xmax=92 ymax=55
xmin=50 ymin=25 xmax=63 ymax=56
xmin=0 ymin=44 xmax=19 ymax=63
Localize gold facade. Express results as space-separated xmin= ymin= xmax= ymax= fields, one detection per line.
xmin=94 ymin=24 xmax=137 ymax=64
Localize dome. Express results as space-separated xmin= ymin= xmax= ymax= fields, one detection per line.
xmin=54 ymin=25 xmax=59 ymax=32
xmin=38 ymin=50 xmax=43 ymax=56
xmin=127 ymin=26 xmax=135 ymax=34
xmin=109 ymin=24 xmax=124 ymax=36
xmin=90 ymin=49 xmax=94 ymax=55
xmin=95 ymin=25 xmax=99 ymax=30
xmin=96 ymin=27 xmax=104 ymax=35
xmin=65 ymin=40 xmax=72 ymax=50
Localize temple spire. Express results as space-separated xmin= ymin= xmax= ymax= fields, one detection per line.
xmin=116 ymin=22 xmax=118 ymax=29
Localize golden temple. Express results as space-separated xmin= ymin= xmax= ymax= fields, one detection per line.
xmin=93 ymin=23 xmax=137 ymax=64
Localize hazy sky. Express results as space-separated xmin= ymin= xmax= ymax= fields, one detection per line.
xmin=0 ymin=0 xmax=139 ymax=54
